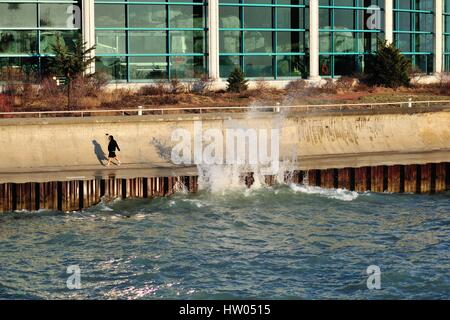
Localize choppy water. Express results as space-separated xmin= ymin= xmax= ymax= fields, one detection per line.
xmin=0 ymin=184 xmax=449 ymax=299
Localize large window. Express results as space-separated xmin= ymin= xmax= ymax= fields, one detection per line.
xmin=445 ymin=0 xmax=450 ymax=71
xmin=95 ymin=0 xmax=207 ymax=82
xmin=219 ymin=0 xmax=309 ymax=79
xmin=0 ymin=1 xmax=81 ymax=80
xmin=394 ymin=0 xmax=434 ymax=74
xmin=319 ymin=0 xmax=385 ymax=78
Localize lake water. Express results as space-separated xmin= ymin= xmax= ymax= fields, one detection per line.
xmin=0 ymin=183 xmax=449 ymax=299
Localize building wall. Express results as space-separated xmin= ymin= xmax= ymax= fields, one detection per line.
xmin=0 ymin=0 xmax=82 ymax=79
xmin=94 ymin=0 xmax=208 ymax=81
xmin=0 ymin=0 xmax=447 ymax=83
xmin=219 ymin=0 xmax=309 ymax=79
xmin=318 ymin=0 xmax=385 ymax=78
xmin=445 ymin=0 xmax=450 ymax=71
xmin=393 ymin=0 xmax=435 ymax=74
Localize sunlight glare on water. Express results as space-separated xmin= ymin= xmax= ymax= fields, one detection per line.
xmin=0 ymin=182 xmax=449 ymax=299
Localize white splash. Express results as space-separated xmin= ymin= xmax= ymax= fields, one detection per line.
xmin=197 ymin=164 xmax=268 ymax=194
xmin=173 ymin=179 xmax=189 ymax=194
xmin=289 ymin=184 xmax=360 ymax=202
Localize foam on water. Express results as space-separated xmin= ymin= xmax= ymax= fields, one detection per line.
xmin=289 ymin=183 xmax=360 ymax=201
xmin=196 ymin=162 xmax=361 ymax=201
xmin=197 ymin=164 xmax=248 ymax=194
xmin=173 ymin=179 xmax=189 ymax=194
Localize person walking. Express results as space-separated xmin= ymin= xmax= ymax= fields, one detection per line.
xmin=106 ymin=135 xmax=121 ymax=166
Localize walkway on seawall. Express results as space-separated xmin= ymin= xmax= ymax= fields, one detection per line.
xmin=0 ymin=106 xmax=449 ymax=212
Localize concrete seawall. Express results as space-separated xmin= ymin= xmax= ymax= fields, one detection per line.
xmin=0 ymin=109 xmax=449 ymax=212
xmin=0 ymin=109 xmax=449 ymax=172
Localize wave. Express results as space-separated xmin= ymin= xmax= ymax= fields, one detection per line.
xmin=289 ymin=183 xmax=361 ymax=201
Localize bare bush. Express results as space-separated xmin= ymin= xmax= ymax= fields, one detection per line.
xmin=0 ymin=94 xmax=13 ymax=116
xmin=335 ymin=76 xmax=356 ymax=91
xmin=191 ymin=74 xmax=212 ymax=94
xmin=69 ymin=75 xmax=92 ymax=109
xmin=247 ymin=79 xmax=271 ymax=97
xmin=2 ymin=81 xmax=24 ymax=97
xmin=170 ymin=78 xmax=185 ymax=94
xmin=89 ymin=71 xmax=111 ymax=94
xmin=286 ymin=79 xmax=307 ymax=92
xmin=354 ymin=82 xmax=372 ymax=93
xmin=139 ymin=81 xmax=170 ymax=96
xmin=150 ymin=95 xmax=180 ymax=106
xmin=254 ymin=79 xmax=270 ymax=91
xmin=21 ymin=82 xmax=39 ymax=107
xmin=39 ymin=77 xmax=62 ymax=97
xmin=78 ymin=96 xmax=102 ymax=109
xmin=97 ymin=88 xmax=133 ymax=108
xmin=322 ymin=78 xmax=337 ymax=91
xmin=438 ymin=72 xmax=450 ymax=95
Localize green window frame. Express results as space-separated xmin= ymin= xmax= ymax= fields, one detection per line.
xmin=318 ymin=0 xmax=385 ymax=78
xmin=0 ymin=0 xmax=82 ymax=80
xmin=444 ymin=0 xmax=450 ymax=71
xmin=95 ymin=0 xmax=208 ymax=82
xmin=219 ymin=0 xmax=310 ymax=80
xmin=393 ymin=0 xmax=434 ymax=74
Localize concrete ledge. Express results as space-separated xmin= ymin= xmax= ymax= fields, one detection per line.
xmin=0 ymin=110 xmax=449 ymax=174
xmin=296 ymin=149 xmax=450 ymax=170
xmin=0 ymin=106 xmax=448 ymax=127
xmin=1 ymin=150 xmax=449 ymax=183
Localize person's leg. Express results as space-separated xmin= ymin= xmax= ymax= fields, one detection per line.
xmin=115 ymin=156 xmax=121 ymax=165
xmin=106 ymin=157 xmax=112 ymax=166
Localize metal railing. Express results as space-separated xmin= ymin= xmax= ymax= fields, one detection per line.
xmin=1 ymin=100 xmax=449 ymax=119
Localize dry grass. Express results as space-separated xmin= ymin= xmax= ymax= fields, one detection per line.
xmin=0 ymin=75 xmax=449 ymax=113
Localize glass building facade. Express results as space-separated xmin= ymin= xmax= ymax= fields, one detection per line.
xmin=393 ymin=0 xmax=434 ymax=73
xmin=94 ymin=0 xmax=208 ymax=81
xmin=445 ymin=0 xmax=450 ymax=70
xmin=0 ymin=0 xmax=81 ymax=79
xmin=0 ymin=0 xmax=447 ymax=82
xmin=319 ymin=0 xmax=384 ymax=77
xmin=219 ymin=0 xmax=309 ymax=79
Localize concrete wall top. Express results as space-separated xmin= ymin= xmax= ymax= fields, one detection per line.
xmin=0 ymin=109 xmax=449 ymax=173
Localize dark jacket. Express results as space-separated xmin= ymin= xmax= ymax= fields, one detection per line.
xmin=108 ymin=140 xmax=120 ymax=152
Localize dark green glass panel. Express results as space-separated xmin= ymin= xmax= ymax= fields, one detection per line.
xmin=40 ymin=30 xmax=79 ymax=54
xmin=95 ymin=4 xmax=126 ymax=28
xmin=277 ymin=32 xmax=304 ymax=53
xmin=170 ymin=5 xmax=205 ymax=29
xmin=129 ymin=31 xmax=167 ymax=54
xmin=277 ymin=55 xmax=307 ymax=77
xmin=244 ymin=31 xmax=272 ymax=53
xmin=40 ymin=4 xmax=75 ymax=28
xmin=95 ymin=31 xmax=127 ymax=54
xmin=170 ymin=30 xmax=205 ymax=54
xmin=129 ymin=5 xmax=166 ymax=28
xmin=319 ymin=55 xmax=331 ymax=76
xmin=130 ymin=56 xmax=168 ymax=80
xmin=319 ymin=31 xmax=332 ymax=52
xmin=220 ymin=31 xmax=240 ymax=53
xmin=170 ymin=55 xmax=206 ymax=78
xmin=219 ymin=55 xmax=240 ymax=78
xmin=0 ymin=3 xmax=37 ymax=28
xmin=244 ymin=55 xmax=273 ymax=77
xmin=244 ymin=7 xmax=271 ymax=29
xmin=0 ymin=31 xmax=37 ymax=54
xmin=96 ymin=56 xmax=127 ymax=80
xmin=334 ymin=55 xmax=361 ymax=76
